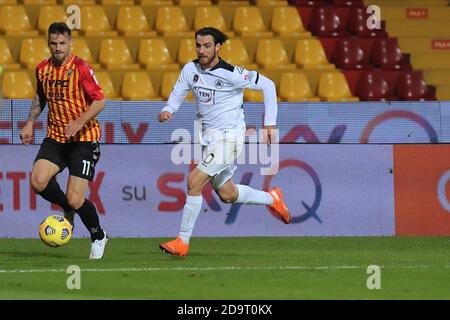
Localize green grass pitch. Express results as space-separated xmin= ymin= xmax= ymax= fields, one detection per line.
xmin=0 ymin=237 xmax=448 ymax=300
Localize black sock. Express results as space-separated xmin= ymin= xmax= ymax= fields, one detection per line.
xmin=38 ymin=177 xmax=73 ymax=213
xmin=76 ymin=199 xmax=104 ymax=242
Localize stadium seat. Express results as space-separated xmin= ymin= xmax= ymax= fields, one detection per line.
xmin=395 ymin=71 xmax=436 ymax=101
xmin=160 ymin=71 xmax=194 ymax=101
xmin=318 ymin=72 xmax=359 ymax=102
xmin=232 ymin=6 xmax=273 ymax=37
xmin=371 ymin=38 xmax=411 ymax=70
xmin=121 ymin=72 xmax=162 ymax=100
xmin=99 ymin=39 xmax=140 ymax=70
xmin=220 ymin=38 xmax=257 ymax=70
xmin=254 ymin=0 xmax=288 ymax=5
xmin=19 ymin=38 xmax=51 ymax=69
xmin=138 ymin=0 xmax=173 ymax=5
xmin=72 ymin=38 xmax=100 ymax=70
xmin=99 ymin=0 xmax=134 ymax=4
xmin=62 ymin=0 xmax=96 ymax=4
xmin=295 ymin=39 xmax=335 ymax=69
xmin=155 ymin=6 xmax=194 ymax=38
xmin=0 ymin=39 xmax=20 ymax=70
xmin=116 ymin=6 xmax=157 ymax=37
xmin=356 ymin=70 xmax=396 ymax=101
xmin=23 ymin=0 xmax=57 ymax=4
xmin=2 ymin=71 xmax=35 ymax=99
xmin=279 ymin=72 xmax=320 ymax=102
xmin=138 ymin=39 xmax=180 ymax=71
xmin=37 ymin=6 xmax=67 ymax=35
xmin=308 ymin=6 xmax=349 ymax=37
xmin=0 ymin=6 xmax=39 ymax=37
xmin=175 ymin=0 xmax=212 ymax=5
xmin=80 ymin=6 xmax=118 ymax=37
xmin=346 ymin=6 xmax=388 ymax=38
xmin=271 ymin=7 xmax=311 ymax=38
xmin=331 ymin=0 xmax=363 ymax=5
xmin=244 ymin=89 xmax=264 ymax=102
xmin=436 ymin=85 xmax=450 ymax=101
xmin=193 ymin=6 xmax=234 ymax=36
xmin=256 ymin=39 xmax=296 ymax=70
xmin=332 ymin=38 xmax=373 ymax=70
xmin=94 ymin=71 xmax=119 ymax=99
xmin=0 ymin=0 xmax=18 ymax=4
xmin=289 ymin=0 xmax=328 ymax=6
xmin=177 ymin=38 xmax=197 ymax=65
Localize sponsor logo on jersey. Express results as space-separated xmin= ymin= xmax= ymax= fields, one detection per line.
xmin=214 ymin=79 xmax=224 ymax=89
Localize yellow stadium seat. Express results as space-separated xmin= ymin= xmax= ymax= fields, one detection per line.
xmin=244 ymin=89 xmax=264 ymax=102
xmin=38 ymin=6 xmax=67 ymax=35
xmin=0 ymin=6 xmax=39 ymax=37
xmin=94 ymin=71 xmax=119 ymax=99
xmin=175 ymin=0 xmax=212 ymax=5
xmin=220 ymin=38 xmax=257 ymax=69
xmin=99 ymin=0 xmax=134 ymax=5
xmin=80 ymin=6 xmax=118 ymax=37
xmin=232 ymin=6 xmax=273 ymax=37
xmin=160 ymin=71 xmax=194 ymax=101
xmin=19 ymin=38 xmax=51 ymax=69
xmin=0 ymin=39 xmax=20 ymax=70
xmin=193 ymin=6 xmax=234 ymax=36
xmin=256 ymin=39 xmax=296 ymax=70
xmin=72 ymin=38 xmax=100 ymax=70
xmin=155 ymin=6 xmax=195 ymax=38
xmin=116 ymin=6 xmax=157 ymax=37
xmin=2 ymin=71 xmax=35 ymax=99
xmin=138 ymin=0 xmax=173 ymax=5
xmin=217 ymin=0 xmax=250 ymax=6
xmin=178 ymin=38 xmax=197 ymax=65
xmin=423 ymin=69 xmax=450 ymax=86
xmin=99 ymin=39 xmax=139 ymax=70
xmin=318 ymin=72 xmax=359 ymax=102
xmin=121 ymin=72 xmax=162 ymax=100
xmin=138 ymin=39 xmax=180 ymax=71
xmin=295 ymin=39 xmax=335 ymax=70
xmin=0 ymin=0 xmax=18 ymax=4
xmin=23 ymin=0 xmax=56 ymax=4
xmin=62 ymin=0 xmax=95 ymax=4
xmin=436 ymin=85 xmax=450 ymax=101
xmin=271 ymin=7 xmax=310 ymax=38
xmin=255 ymin=0 xmax=288 ymax=5
xmin=279 ymin=72 xmax=320 ymax=102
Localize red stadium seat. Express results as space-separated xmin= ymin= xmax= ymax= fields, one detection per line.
xmin=395 ymin=71 xmax=436 ymax=101
xmin=308 ymin=6 xmax=349 ymax=37
xmin=371 ymin=38 xmax=411 ymax=70
xmin=331 ymin=38 xmax=373 ymax=69
xmin=347 ymin=7 xmax=388 ymax=38
xmin=356 ymin=70 xmax=397 ymax=101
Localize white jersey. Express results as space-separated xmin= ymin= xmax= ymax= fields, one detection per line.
xmin=162 ymin=59 xmax=277 ymax=143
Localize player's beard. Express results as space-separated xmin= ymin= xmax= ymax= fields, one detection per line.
xmin=199 ymin=51 xmax=217 ymax=68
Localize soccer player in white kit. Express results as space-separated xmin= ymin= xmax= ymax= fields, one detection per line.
xmin=158 ymin=27 xmax=290 ymax=256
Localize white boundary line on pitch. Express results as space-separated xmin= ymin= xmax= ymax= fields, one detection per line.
xmin=0 ymin=265 xmax=449 ymax=273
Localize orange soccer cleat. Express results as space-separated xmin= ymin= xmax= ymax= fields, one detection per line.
xmin=159 ymin=237 xmax=189 ymax=256
xmin=268 ymin=187 xmax=291 ymax=224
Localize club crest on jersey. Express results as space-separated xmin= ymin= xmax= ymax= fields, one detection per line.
xmin=66 ymin=68 xmax=73 ymax=77
xmin=214 ymin=79 xmax=224 ymax=89
xmin=193 ymin=74 xmax=199 ymax=83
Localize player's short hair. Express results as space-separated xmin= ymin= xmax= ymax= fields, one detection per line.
xmin=195 ymin=27 xmax=229 ymax=45
xmin=48 ymin=22 xmax=72 ymax=38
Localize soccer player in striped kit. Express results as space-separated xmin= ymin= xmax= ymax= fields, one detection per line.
xmin=20 ymin=22 xmax=108 ymax=259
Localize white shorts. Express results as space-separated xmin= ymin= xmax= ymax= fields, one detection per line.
xmin=197 ymin=139 xmax=244 ymax=190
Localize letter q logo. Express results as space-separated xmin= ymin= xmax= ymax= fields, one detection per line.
xmin=437 ymin=171 xmax=450 ymax=213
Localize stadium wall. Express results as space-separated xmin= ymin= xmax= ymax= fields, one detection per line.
xmin=1 ymin=100 xmax=450 ymax=237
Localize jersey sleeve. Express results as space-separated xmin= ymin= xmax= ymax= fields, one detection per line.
xmin=231 ymin=66 xmax=260 ymax=90
xmin=162 ymin=63 xmax=191 ymax=114
xmin=79 ymin=64 xmax=105 ymax=101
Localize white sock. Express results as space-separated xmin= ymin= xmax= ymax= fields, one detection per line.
xmin=178 ymin=195 xmax=203 ymax=244
xmin=235 ymin=184 xmax=273 ymax=205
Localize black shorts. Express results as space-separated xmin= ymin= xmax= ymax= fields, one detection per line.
xmin=35 ymin=138 xmax=101 ymax=181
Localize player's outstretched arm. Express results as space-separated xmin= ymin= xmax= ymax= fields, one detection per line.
xmin=20 ymin=93 xmax=46 ymax=145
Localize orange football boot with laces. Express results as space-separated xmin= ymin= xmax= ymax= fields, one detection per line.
xmin=159 ymin=236 xmax=189 ymax=256
xmin=268 ymin=187 xmax=291 ymax=224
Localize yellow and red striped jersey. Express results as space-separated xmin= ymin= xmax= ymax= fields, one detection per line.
xmin=36 ymin=54 xmax=104 ymax=143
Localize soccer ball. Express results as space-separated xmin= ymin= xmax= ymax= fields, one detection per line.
xmin=39 ymin=215 xmax=73 ymax=247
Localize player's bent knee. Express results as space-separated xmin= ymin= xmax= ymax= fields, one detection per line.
xmin=66 ymin=192 xmax=84 ymax=210
xmin=30 ymin=174 xmax=49 ymax=193
xmin=218 ymin=191 xmax=238 ymax=204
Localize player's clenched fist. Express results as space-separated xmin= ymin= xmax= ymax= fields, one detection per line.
xmin=158 ymin=111 xmax=173 ymax=122
xmin=20 ymin=122 xmax=34 ymax=145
